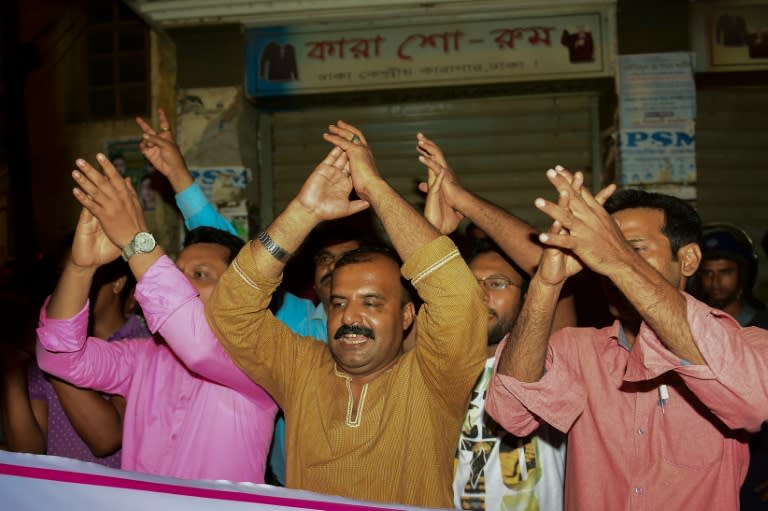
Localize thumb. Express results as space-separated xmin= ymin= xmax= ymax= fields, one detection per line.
xmin=348 ymin=199 xmax=371 ymax=216
xmin=78 ymin=207 xmax=93 ymax=223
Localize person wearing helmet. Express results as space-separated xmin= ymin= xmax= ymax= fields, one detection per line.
xmin=692 ymin=224 xmax=768 ymax=510
xmin=693 ymin=224 xmax=768 ymax=329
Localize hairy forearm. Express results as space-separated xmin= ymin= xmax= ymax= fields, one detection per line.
xmin=166 ymin=166 xmax=194 ymax=194
xmin=452 ymin=189 xmax=541 ymax=275
xmin=365 ymin=179 xmax=439 ymax=261
xmin=252 ymin=200 xmax=319 ymax=279
xmin=497 ymin=275 xmax=563 ymax=382
xmin=609 ymin=252 xmax=705 ymax=364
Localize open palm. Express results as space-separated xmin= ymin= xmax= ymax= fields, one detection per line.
xmin=70 ymin=208 xmax=121 ymax=269
xmin=296 ymin=147 xmax=369 ymax=222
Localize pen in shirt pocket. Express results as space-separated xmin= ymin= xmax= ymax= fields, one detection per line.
xmin=658 ymin=384 xmax=669 ymax=414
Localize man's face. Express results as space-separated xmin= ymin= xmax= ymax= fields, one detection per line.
xmin=469 ymin=252 xmax=525 ymax=346
xmin=607 ymin=207 xmax=691 ymax=319
xmin=313 ymin=240 xmax=361 ymax=307
xmin=326 ymin=254 xmax=414 ymax=378
xmin=175 ymin=242 xmax=231 ymax=304
xmin=699 ymin=258 xmax=742 ymax=309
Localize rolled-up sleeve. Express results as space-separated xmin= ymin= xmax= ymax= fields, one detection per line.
xmin=486 ymin=332 xmax=588 ymax=436
xmin=36 ymin=301 xmax=136 ymax=396
xmin=625 ymin=293 xmax=768 ymax=432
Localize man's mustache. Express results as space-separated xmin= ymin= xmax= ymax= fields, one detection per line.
xmin=334 ymin=324 xmax=375 ymax=340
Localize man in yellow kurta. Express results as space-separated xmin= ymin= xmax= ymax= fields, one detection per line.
xmin=205 ymin=122 xmax=487 ymax=507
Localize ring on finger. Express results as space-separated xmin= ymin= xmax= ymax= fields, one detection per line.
xmin=350 ymin=134 xmax=361 ymax=144
xmin=160 ymin=127 xmax=170 ymax=132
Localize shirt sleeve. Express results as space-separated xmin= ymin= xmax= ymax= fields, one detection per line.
xmin=205 ymin=243 xmax=326 ymax=407
xmin=175 ymin=183 xmax=237 ymax=235
xmin=35 ymin=301 xmax=137 ymax=396
xmin=401 ymin=236 xmax=488 ymax=417
xmin=624 ymin=293 xmax=768 ymax=432
xmin=485 ymin=330 xmax=588 ymax=436
xmin=136 ymin=256 xmax=273 ymax=403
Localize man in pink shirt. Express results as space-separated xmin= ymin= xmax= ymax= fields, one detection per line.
xmin=486 ymin=171 xmax=768 ymax=510
xmin=36 ymin=154 xmax=277 ymax=482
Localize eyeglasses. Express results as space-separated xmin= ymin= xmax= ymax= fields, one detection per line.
xmin=476 ymin=276 xmax=522 ymax=291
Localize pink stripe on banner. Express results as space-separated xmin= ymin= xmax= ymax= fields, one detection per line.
xmin=0 ymin=463 xmax=405 ymax=511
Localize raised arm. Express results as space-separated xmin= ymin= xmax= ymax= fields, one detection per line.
xmin=73 ymin=153 xmax=271 ymax=402
xmin=419 ymin=140 xmax=579 ymax=330
xmin=205 ymin=145 xmax=369 ymax=400
xmin=324 ymin=121 xmax=439 ymax=260
xmin=416 ymin=134 xmax=540 ymax=274
xmin=497 ymin=171 xmax=616 ymax=380
xmin=241 ymin=145 xmax=368 ymax=280
xmin=324 ymin=122 xmax=486 ymax=406
xmin=535 ymin=170 xmax=704 ymax=364
xmin=36 ymin=201 xmax=138 ymax=395
xmin=136 ymin=108 xmax=236 ymax=235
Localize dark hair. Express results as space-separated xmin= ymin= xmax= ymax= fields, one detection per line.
xmin=604 ymin=189 xmax=702 ymax=258
xmin=183 ymin=227 xmax=245 ymax=264
xmin=466 ymin=238 xmax=530 ymax=290
xmin=304 ymin=212 xmax=381 ymax=258
xmin=333 ymin=246 xmax=414 ymax=306
xmin=91 ymin=258 xmax=136 ymax=305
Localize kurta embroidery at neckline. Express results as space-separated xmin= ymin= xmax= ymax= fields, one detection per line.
xmin=334 ymin=364 xmax=368 ymax=427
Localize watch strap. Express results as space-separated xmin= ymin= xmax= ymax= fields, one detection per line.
xmin=121 ymin=232 xmax=156 ymax=262
xmin=121 ymin=242 xmax=136 ymax=262
xmin=256 ymin=231 xmax=291 ymax=262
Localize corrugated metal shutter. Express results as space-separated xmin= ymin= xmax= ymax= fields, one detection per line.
xmin=696 ymin=86 xmax=768 ymax=294
xmin=265 ymin=93 xmax=597 ymax=231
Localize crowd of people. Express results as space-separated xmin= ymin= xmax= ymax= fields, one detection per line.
xmin=1 ymin=110 xmax=768 ymax=511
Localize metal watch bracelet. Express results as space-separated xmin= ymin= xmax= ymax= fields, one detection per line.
xmin=256 ymin=231 xmax=291 ymax=262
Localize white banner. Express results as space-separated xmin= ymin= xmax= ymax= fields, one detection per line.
xmin=0 ymin=451 xmax=441 ymax=511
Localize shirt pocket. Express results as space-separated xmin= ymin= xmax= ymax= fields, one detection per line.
xmin=657 ymin=389 xmax=725 ymax=469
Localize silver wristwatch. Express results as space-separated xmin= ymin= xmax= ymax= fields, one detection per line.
xmin=121 ymin=232 xmax=157 ymax=261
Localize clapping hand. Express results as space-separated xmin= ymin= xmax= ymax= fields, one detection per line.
xmin=415 ymin=134 xmax=464 ymax=234
xmin=71 ymin=154 xmax=147 ymax=251
xmin=322 ymin=121 xmax=383 ymax=203
xmin=294 ymin=145 xmax=369 ymax=223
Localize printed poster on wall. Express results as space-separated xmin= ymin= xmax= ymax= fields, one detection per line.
xmin=245 ymin=11 xmax=614 ymax=96
xmin=617 ymin=52 xmax=697 ymax=187
xmin=189 ymin=167 xmax=251 ymax=240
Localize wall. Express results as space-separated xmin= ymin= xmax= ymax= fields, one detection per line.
xmin=20 ymin=0 xmax=179 ymax=255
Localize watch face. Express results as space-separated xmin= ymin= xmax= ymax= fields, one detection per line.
xmin=134 ymin=232 xmax=156 ymax=253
